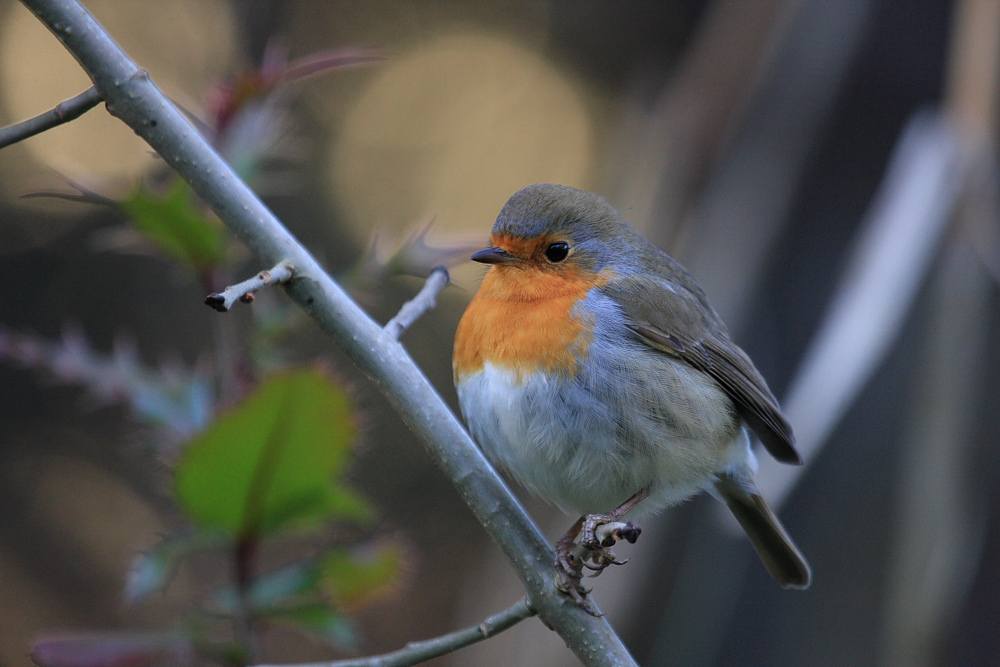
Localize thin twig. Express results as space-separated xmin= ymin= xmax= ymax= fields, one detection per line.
xmin=257 ymin=598 xmax=535 ymax=667
xmin=21 ymin=2 xmax=637 ymax=664
xmin=205 ymin=263 xmax=294 ymax=312
xmin=383 ymin=267 xmax=450 ymax=339
xmin=0 ymin=85 xmax=102 ymax=150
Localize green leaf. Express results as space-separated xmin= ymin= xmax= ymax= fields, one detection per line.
xmin=174 ymin=368 xmax=371 ymax=538
xmin=318 ymin=540 xmax=405 ymax=609
xmin=119 ymin=177 xmax=227 ymax=271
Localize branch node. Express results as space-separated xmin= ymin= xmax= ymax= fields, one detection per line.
xmin=205 ymin=262 xmax=294 ymax=312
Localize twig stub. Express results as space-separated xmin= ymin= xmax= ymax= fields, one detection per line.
xmin=205 ymin=263 xmax=293 ymax=312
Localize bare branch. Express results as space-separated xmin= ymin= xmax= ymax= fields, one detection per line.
xmin=21 ymin=1 xmax=637 ymax=664
xmin=257 ymin=598 xmax=534 ymax=667
xmin=383 ymin=267 xmax=449 ymax=339
xmin=205 ymin=262 xmax=295 ymax=312
xmin=0 ymin=85 xmax=102 ymax=149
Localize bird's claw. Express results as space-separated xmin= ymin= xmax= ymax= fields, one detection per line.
xmin=554 ymin=555 xmax=599 ymax=613
xmin=583 ymin=548 xmax=631 ymax=576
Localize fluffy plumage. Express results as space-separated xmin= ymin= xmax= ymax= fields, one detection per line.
xmin=454 ymin=183 xmax=810 ymax=589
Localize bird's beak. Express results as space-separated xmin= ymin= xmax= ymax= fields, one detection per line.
xmin=471 ymin=247 xmax=518 ymax=265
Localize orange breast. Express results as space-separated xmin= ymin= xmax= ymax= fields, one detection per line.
xmin=453 ymin=265 xmax=608 ymax=381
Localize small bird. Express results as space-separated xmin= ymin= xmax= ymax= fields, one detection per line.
xmin=453 ymin=184 xmax=810 ymax=599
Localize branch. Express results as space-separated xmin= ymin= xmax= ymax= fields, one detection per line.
xmin=258 ymin=598 xmax=535 ymax=667
xmin=205 ymin=262 xmax=294 ymax=312
xmin=0 ymin=85 xmax=102 ymax=149
xmin=383 ymin=267 xmax=449 ymax=339
xmin=20 ymin=2 xmax=637 ymax=665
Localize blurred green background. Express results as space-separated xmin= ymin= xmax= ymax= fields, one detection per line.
xmin=1 ymin=1 xmax=998 ymax=666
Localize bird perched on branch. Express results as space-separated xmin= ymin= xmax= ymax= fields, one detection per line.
xmin=453 ymin=183 xmax=810 ymax=603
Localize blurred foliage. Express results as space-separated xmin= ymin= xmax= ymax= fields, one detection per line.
xmin=31 ymin=633 xmax=195 ymax=667
xmin=175 ymin=368 xmax=371 ymax=538
xmin=318 ymin=540 xmax=408 ymax=610
xmin=0 ymin=325 xmax=213 ymax=441
xmin=119 ymin=179 xmax=229 ymax=274
xmin=3 ymin=41 xmax=424 ymax=667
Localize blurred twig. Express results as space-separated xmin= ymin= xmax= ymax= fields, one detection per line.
xmin=755 ymin=110 xmax=964 ymax=504
xmin=880 ymin=205 xmax=991 ymax=667
xmin=0 ymin=85 xmax=102 ymax=149
xmin=606 ymin=4 xmax=874 ymax=663
xmin=19 ymin=1 xmax=637 ymax=665
xmin=609 ymin=0 xmax=788 ymax=246
xmin=880 ymin=1 xmax=1000 ymax=665
xmin=757 ymin=0 xmax=998 ymax=507
xmin=676 ymin=0 xmax=874 ymax=328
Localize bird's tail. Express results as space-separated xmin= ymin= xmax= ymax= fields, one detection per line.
xmin=714 ymin=471 xmax=811 ymax=589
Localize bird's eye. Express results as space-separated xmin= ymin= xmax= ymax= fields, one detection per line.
xmin=544 ymin=242 xmax=570 ymax=263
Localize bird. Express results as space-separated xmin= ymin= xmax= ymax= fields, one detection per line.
xmin=452 ymin=183 xmax=810 ymax=601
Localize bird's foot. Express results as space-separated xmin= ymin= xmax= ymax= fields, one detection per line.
xmin=551 ymin=499 xmax=646 ymax=612
xmin=551 ymin=515 xmax=643 ymax=614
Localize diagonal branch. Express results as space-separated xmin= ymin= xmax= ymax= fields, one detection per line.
xmin=383 ymin=267 xmax=450 ymax=339
xmin=0 ymin=85 xmax=102 ymax=149
xmin=259 ymin=598 xmax=535 ymax=667
xmin=19 ymin=1 xmax=637 ymax=665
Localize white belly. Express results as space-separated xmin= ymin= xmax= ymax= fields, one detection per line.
xmin=456 ymin=353 xmax=750 ymax=516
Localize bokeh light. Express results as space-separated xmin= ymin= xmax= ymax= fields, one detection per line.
xmin=330 ymin=31 xmax=596 ymax=256
xmin=0 ymin=0 xmax=236 ymax=187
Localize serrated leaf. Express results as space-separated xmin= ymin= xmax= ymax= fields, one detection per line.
xmin=318 ymin=540 xmax=405 ymax=609
xmin=119 ymin=177 xmax=227 ymax=272
xmin=174 ymin=368 xmax=371 ymax=538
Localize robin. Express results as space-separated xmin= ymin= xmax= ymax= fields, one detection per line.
xmin=453 ymin=183 xmax=810 ymax=601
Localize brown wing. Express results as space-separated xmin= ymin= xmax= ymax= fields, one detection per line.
xmin=602 ymin=275 xmax=801 ymax=465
